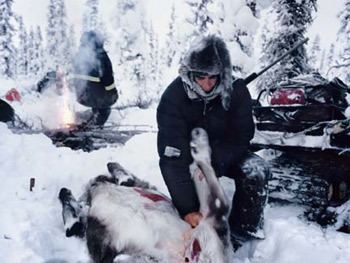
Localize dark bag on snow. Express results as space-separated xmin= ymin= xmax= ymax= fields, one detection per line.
xmin=0 ymin=98 xmax=15 ymax=123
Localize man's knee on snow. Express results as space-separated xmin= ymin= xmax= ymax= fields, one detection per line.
xmin=228 ymin=153 xmax=270 ymax=245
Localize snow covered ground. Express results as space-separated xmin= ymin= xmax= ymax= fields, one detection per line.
xmin=1 ymin=81 xmax=350 ymax=262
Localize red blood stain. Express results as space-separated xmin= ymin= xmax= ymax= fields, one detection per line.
xmin=191 ymin=238 xmax=201 ymax=261
xmin=134 ymin=188 xmax=168 ymax=202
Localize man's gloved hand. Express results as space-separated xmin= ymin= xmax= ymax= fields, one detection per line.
xmin=184 ymin=212 xmax=203 ymax=228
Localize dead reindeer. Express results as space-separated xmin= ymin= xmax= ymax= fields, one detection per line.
xmin=58 ymin=128 xmax=234 ymax=262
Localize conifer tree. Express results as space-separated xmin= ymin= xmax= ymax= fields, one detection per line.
xmin=213 ymin=0 xmax=262 ymax=75
xmin=27 ymin=28 xmax=35 ymax=76
xmin=336 ymin=0 xmax=350 ymax=82
xmin=114 ymin=0 xmax=149 ymax=107
xmin=326 ymin=44 xmax=335 ymax=69
xmin=82 ymin=0 xmax=99 ymax=32
xmin=246 ymin=0 xmax=258 ymax=17
xmin=185 ymin=0 xmax=214 ymax=36
xmin=164 ymin=4 xmax=178 ymax=68
xmin=318 ymin=48 xmax=326 ymax=75
xmin=257 ymin=0 xmax=317 ymax=90
xmin=309 ymin=35 xmax=321 ymax=70
xmin=34 ymin=26 xmax=45 ymax=74
xmin=146 ymin=23 xmax=161 ymax=95
xmin=26 ymin=26 xmax=45 ymax=76
xmin=0 ymin=0 xmax=16 ymax=78
xmin=325 ymin=43 xmax=336 ymax=77
xmin=16 ymin=15 xmax=28 ymax=77
xmin=46 ymin=0 xmax=70 ymax=69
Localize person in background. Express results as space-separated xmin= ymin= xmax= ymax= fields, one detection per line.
xmin=157 ymin=35 xmax=270 ymax=250
xmin=71 ymin=31 xmax=118 ymax=126
xmin=36 ymin=66 xmax=64 ymax=94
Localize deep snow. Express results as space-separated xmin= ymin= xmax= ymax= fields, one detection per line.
xmin=1 ymin=81 xmax=350 ymax=263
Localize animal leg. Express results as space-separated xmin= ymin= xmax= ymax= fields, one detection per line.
xmin=86 ymin=216 xmax=117 ymax=263
xmin=58 ymin=188 xmax=86 ymax=238
xmin=107 ymin=162 xmax=155 ymax=190
xmin=190 ymin=128 xmax=231 ymax=240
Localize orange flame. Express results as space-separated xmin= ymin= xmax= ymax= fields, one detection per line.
xmin=60 ymin=73 xmax=75 ymax=128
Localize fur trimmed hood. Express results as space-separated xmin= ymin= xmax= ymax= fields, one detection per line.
xmin=179 ymin=35 xmax=233 ymax=110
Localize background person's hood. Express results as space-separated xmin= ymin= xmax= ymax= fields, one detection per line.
xmin=179 ymin=35 xmax=233 ymax=110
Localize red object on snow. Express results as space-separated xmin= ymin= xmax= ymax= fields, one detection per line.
xmin=5 ymin=88 xmax=21 ymax=102
xmin=270 ymin=88 xmax=306 ymax=105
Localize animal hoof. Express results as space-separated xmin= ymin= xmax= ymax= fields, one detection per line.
xmin=66 ymin=221 xmax=85 ymax=238
xmin=107 ymin=162 xmax=118 ymax=173
xmin=58 ymin=188 xmax=73 ymax=204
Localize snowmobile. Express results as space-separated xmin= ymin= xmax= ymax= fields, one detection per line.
xmin=250 ymin=73 xmax=350 ymax=231
xmin=231 ymin=38 xmax=350 ymax=231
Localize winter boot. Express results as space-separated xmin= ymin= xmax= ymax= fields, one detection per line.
xmin=92 ymin=107 xmax=111 ymax=126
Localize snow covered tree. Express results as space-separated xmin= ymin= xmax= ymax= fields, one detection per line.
xmin=212 ymin=0 xmax=262 ymax=75
xmin=0 ymin=0 xmax=16 ymax=78
xmin=145 ymin=22 xmax=161 ymax=97
xmin=82 ymin=0 xmax=107 ymax=44
xmin=16 ymin=15 xmax=28 ymax=77
xmin=26 ymin=26 xmax=45 ymax=76
xmin=26 ymin=28 xmax=35 ymax=76
xmin=246 ymin=0 xmax=258 ymax=17
xmin=114 ymin=0 xmax=150 ymax=107
xmin=163 ymin=4 xmax=179 ymax=68
xmin=318 ymin=48 xmax=326 ymax=74
xmin=82 ymin=0 xmax=99 ymax=32
xmin=64 ymin=25 xmax=77 ymax=71
xmin=326 ymin=44 xmax=335 ymax=69
xmin=34 ymin=26 xmax=45 ymax=75
xmin=335 ymin=0 xmax=350 ymax=82
xmin=185 ymin=0 xmax=214 ymax=36
xmin=46 ymin=0 xmax=70 ymax=69
xmin=257 ymin=0 xmax=317 ymax=91
xmin=309 ymin=34 xmax=321 ymax=70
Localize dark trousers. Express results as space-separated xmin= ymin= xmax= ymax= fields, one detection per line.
xmin=225 ymin=153 xmax=270 ymax=240
xmin=91 ymin=108 xmax=111 ymax=126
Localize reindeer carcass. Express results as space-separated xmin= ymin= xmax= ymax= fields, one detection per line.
xmin=59 ymin=128 xmax=234 ymax=263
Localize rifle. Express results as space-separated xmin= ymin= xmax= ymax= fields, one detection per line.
xmin=243 ymin=38 xmax=309 ymax=85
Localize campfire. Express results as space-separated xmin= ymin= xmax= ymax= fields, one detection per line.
xmin=60 ymin=72 xmax=76 ymax=129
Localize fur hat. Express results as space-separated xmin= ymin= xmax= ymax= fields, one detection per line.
xmin=179 ymin=35 xmax=233 ymax=110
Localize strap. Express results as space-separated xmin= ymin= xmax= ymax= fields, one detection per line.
xmin=105 ymin=83 xmax=116 ymax=91
xmin=71 ymin=74 xmax=100 ymax=82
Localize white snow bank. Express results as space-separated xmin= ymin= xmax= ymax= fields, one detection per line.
xmin=1 ymin=122 xmax=350 ymax=262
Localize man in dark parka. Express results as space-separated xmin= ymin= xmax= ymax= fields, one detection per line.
xmin=157 ymin=35 xmax=269 ymax=248
xmin=71 ymin=31 xmax=118 ymax=126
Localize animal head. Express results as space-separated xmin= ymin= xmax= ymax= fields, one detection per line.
xmin=190 ymin=128 xmax=212 ymax=164
xmin=184 ymin=220 xmax=233 ymax=263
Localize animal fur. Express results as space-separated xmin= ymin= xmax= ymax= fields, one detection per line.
xmin=59 ymin=128 xmax=234 ymax=262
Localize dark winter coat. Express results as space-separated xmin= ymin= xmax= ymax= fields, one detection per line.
xmin=72 ymin=47 xmax=118 ymax=109
xmin=157 ymin=36 xmax=255 ymax=218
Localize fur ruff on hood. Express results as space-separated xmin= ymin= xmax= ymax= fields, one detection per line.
xmin=179 ymin=35 xmax=233 ymax=110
